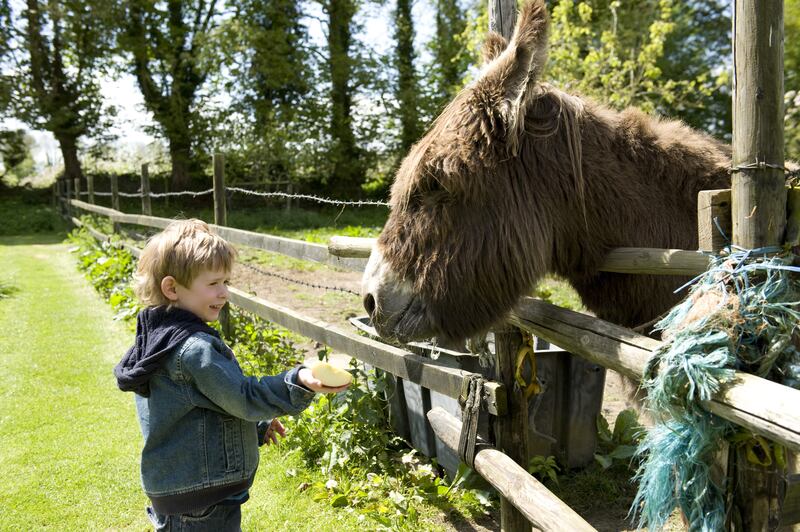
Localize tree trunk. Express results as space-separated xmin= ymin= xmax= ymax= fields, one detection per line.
xmin=328 ymin=0 xmax=362 ymax=195
xmin=169 ymin=137 xmax=192 ymax=191
xmin=395 ymin=0 xmax=420 ymax=153
xmin=56 ymin=134 xmax=83 ymax=183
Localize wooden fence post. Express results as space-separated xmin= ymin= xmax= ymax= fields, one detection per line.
xmin=162 ymin=177 xmax=169 ymax=209
xmin=87 ymin=174 xmax=94 ymax=204
xmin=73 ymin=177 xmax=80 ymax=201
xmin=212 ymin=152 xmax=231 ymax=333
xmin=486 ymin=3 xmax=529 ymax=531
xmin=493 ymin=326 xmax=530 ymax=532
xmin=213 ymin=153 xmax=227 ymax=227
xmin=110 ymin=175 xmax=120 ymax=233
xmin=285 ymin=182 xmax=293 ymax=213
xmin=729 ymin=1 xmax=787 ymax=530
xmin=65 ymin=178 xmax=72 ymax=218
xmin=141 ymin=163 xmax=152 ymax=216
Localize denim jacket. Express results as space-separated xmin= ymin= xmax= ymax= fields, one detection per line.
xmin=134 ymin=331 xmax=315 ymax=514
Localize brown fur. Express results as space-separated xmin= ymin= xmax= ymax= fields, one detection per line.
xmin=375 ymin=0 xmax=731 ymax=340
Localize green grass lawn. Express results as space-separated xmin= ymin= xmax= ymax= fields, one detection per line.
xmin=0 ymin=234 xmax=379 ymax=530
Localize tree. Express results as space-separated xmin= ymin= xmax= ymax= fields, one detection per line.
xmin=0 ymin=129 xmax=34 ymax=184
xmin=214 ymin=0 xmax=320 ymax=184
xmin=393 ymin=0 xmax=420 ymax=153
xmin=429 ymin=0 xmax=469 ymax=112
xmin=118 ymin=0 xmax=221 ymax=189
xmin=543 ymin=0 xmax=729 ymax=135
xmin=326 ymin=0 xmax=364 ymax=194
xmin=0 ymin=0 xmax=115 ymax=183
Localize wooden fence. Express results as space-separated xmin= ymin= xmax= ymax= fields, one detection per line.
xmin=56 ymin=1 xmax=800 ymax=529
xmin=63 ymin=207 xmax=602 ymax=530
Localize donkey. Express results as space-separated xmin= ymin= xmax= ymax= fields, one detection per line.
xmin=361 ymin=0 xmax=731 ymax=343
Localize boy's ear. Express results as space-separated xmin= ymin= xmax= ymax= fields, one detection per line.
xmin=161 ymin=276 xmax=179 ymax=302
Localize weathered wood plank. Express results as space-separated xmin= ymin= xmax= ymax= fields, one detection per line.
xmin=70 ymin=199 xmax=120 ymax=219
xmin=599 ymin=247 xmax=710 ymax=275
xmin=330 ymin=237 xmax=712 ymax=276
xmin=510 ymin=297 xmax=800 ymax=452
xmin=427 ymin=407 xmax=596 ymax=532
xmin=731 ymin=1 xmax=788 ymax=527
xmin=227 ymin=287 xmax=506 ymax=415
xmin=211 ymin=224 xmax=367 ymax=272
xmin=68 ymin=200 xmax=368 ymax=272
xmin=493 ymin=326 xmax=531 ymax=532
xmin=732 ymin=1 xmax=786 ymax=250
xmin=698 ymin=189 xmax=732 ymax=252
xmin=329 ymin=236 xmax=373 ymax=258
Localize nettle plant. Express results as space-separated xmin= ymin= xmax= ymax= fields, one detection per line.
xmin=68 ymin=227 xmax=140 ymax=322
xmin=281 ymin=352 xmax=492 ymax=529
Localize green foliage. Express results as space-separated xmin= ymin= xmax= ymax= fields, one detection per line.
xmin=0 ymin=129 xmax=34 ymax=185
xmin=534 ymin=276 xmax=585 ymax=311
xmin=0 ymin=193 xmax=66 ymax=235
xmin=528 ymin=455 xmax=560 ymax=485
xmin=67 ymin=227 xmax=140 ymax=322
xmin=547 ymin=0 xmax=726 ymax=121
xmin=428 ymin=0 xmax=470 ymax=111
xmin=393 ymin=0 xmax=421 ymax=153
xmin=785 ymin=4 xmax=800 ymax=160
xmin=117 ymin=0 xmax=222 ymax=187
xmin=212 ymin=0 xmax=325 ymax=188
xmin=282 ymin=359 xmax=491 ymax=529
xmin=595 ymin=408 xmax=645 ymax=469
xmin=0 ymin=0 xmax=117 ymax=175
xmin=219 ymin=305 xmax=305 ymax=376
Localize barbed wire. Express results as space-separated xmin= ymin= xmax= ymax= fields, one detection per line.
xmin=238 ymin=260 xmax=360 ymax=296
xmin=150 ymin=189 xmax=214 ymax=198
xmin=75 ymin=185 xmax=388 ymax=207
xmin=226 ymin=186 xmax=389 ymax=207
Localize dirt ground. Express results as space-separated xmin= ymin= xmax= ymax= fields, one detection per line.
xmin=230 ymin=257 xmax=683 ymax=532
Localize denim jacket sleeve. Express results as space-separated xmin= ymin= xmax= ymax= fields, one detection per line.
xmin=179 ymin=334 xmax=316 ymax=421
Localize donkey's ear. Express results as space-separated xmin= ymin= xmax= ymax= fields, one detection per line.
xmin=471 ymin=0 xmax=549 ymax=152
xmin=481 ymin=32 xmax=509 ymax=64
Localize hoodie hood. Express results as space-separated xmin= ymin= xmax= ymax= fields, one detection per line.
xmin=114 ymin=305 xmax=220 ymax=396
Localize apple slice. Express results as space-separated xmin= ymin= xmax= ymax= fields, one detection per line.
xmin=310 ymin=361 xmax=353 ymax=387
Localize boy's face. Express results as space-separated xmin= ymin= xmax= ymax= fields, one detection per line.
xmin=171 ymin=267 xmax=231 ymax=323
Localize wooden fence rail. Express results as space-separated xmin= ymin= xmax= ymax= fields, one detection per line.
xmin=68 ymin=199 xmax=368 ymax=272
xmin=427 ymin=407 xmax=596 ymax=531
xmin=328 ymin=236 xmax=713 ymax=276
xmin=65 ymin=196 xmax=800 ymax=451
xmin=510 ymin=297 xmax=800 ymax=452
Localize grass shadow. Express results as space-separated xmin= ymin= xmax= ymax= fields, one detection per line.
xmin=0 ymin=233 xmax=68 ymax=246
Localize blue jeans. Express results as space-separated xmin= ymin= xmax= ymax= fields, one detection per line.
xmin=146 ymin=504 xmax=242 ymax=531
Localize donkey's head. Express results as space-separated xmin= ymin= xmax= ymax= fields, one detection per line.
xmin=362 ymin=0 xmax=561 ymax=342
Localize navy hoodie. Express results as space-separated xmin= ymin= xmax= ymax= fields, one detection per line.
xmin=114 ymin=306 xmax=220 ymax=396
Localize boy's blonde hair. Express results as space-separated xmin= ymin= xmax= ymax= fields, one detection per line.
xmin=133 ymin=219 xmax=237 ymax=307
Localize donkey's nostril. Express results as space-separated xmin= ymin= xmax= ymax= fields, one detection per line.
xmin=363 ymin=293 xmax=376 ymax=319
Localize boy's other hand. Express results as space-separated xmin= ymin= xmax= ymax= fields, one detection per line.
xmin=298 ymin=367 xmax=351 ymax=394
xmin=264 ymin=419 xmax=286 ymax=446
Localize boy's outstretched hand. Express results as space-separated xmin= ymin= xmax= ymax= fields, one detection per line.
xmin=264 ymin=418 xmax=286 ymax=446
xmin=298 ymin=367 xmax=351 ymax=394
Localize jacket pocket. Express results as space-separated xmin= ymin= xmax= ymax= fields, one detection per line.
xmin=222 ymin=418 xmax=243 ymax=473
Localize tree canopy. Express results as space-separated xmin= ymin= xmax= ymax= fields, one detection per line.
xmin=3 ymin=0 xmax=799 ymax=196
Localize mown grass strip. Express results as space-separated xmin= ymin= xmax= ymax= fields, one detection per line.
xmin=0 ymin=234 xmax=399 ymax=530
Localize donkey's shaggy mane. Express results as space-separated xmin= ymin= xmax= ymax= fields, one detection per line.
xmin=368 ymin=0 xmax=732 ymax=341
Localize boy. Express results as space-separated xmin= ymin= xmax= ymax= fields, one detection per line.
xmin=114 ymin=219 xmax=348 ymax=531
